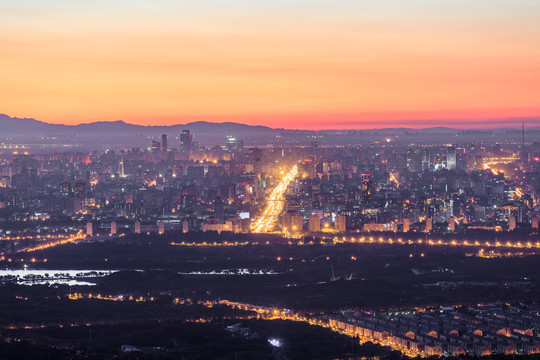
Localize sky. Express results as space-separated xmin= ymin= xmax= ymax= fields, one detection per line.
xmin=1 ymin=0 xmax=539 ymax=130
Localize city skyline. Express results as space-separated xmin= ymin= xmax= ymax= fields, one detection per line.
xmin=1 ymin=0 xmax=540 ymax=129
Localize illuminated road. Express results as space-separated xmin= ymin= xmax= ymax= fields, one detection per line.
xmin=218 ymin=299 xmax=424 ymax=357
xmin=170 ymin=236 xmax=540 ymax=251
xmin=389 ymin=172 xmax=400 ymax=187
xmin=251 ymin=165 xmax=298 ymax=233
xmin=0 ymin=230 xmax=86 ymax=261
xmin=482 ymin=155 xmax=518 ymax=175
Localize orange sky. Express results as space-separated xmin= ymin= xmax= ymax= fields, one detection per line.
xmin=1 ymin=1 xmax=539 ymax=129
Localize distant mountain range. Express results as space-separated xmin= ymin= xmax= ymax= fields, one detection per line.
xmin=0 ymin=114 xmax=284 ymax=145
xmin=0 ymin=114 xmax=536 ymax=148
xmin=0 ymin=114 xmax=277 ymax=136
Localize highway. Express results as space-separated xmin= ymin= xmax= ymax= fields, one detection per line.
xmin=251 ymin=165 xmax=298 ymax=233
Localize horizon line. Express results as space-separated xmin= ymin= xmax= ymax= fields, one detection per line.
xmin=2 ymin=113 xmax=539 ymax=132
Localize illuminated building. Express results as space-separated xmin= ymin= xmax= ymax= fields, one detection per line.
xmin=425 ymin=217 xmax=433 ymax=232
xmin=509 ymin=216 xmax=516 ymax=231
xmin=118 ymin=158 xmax=125 ymax=177
xmin=308 ymin=214 xmax=321 ymax=232
xmin=226 ymin=136 xmax=236 ymax=151
xmin=403 ymin=218 xmax=410 ymax=232
xmin=158 ymin=220 xmax=165 ymax=235
xmin=110 ymin=221 xmax=117 ymax=235
xmin=182 ymin=220 xmax=189 ymax=233
xmin=151 ymin=140 xmax=161 ymax=152
xmin=180 ymin=130 xmax=192 ymax=152
xmin=363 ymin=222 xmax=397 ymax=232
xmin=532 ymin=215 xmax=538 ymax=230
xmin=134 ymin=221 xmax=141 ymax=234
xmin=361 ymin=178 xmax=371 ymax=205
xmin=447 ymin=145 xmax=456 ymax=170
xmin=335 ymin=214 xmax=347 ymax=232
xmin=86 ymin=221 xmax=93 ymax=237
xmin=282 ymin=212 xmax=302 ymax=233
xmin=448 ymin=217 xmax=456 ymax=232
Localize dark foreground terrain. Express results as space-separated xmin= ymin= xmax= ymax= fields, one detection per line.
xmin=1 ymin=232 xmax=539 ymax=359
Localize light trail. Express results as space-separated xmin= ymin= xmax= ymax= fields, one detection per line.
xmin=251 ymin=165 xmax=298 ymax=233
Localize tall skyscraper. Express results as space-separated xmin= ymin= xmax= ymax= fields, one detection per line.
xmin=161 ymin=134 xmax=168 ymax=152
xmin=226 ymin=136 xmax=236 ymax=151
xmin=118 ymin=158 xmax=125 ymax=177
xmin=180 ymin=130 xmax=192 ymax=152
xmin=422 ymin=149 xmax=430 ymax=171
xmin=447 ymin=146 xmax=456 ymax=170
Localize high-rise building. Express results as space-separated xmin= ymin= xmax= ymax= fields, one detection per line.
xmin=532 ymin=215 xmax=538 ymax=230
xmin=335 ymin=215 xmax=347 ymax=232
xmin=309 ymin=214 xmax=321 ymax=232
xmin=509 ymin=216 xmax=516 ymax=231
xmin=406 ymin=148 xmax=414 ymax=171
xmin=422 ymin=149 xmax=430 ymax=171
xmin=180 ymin=130 xmax=192 ymax=152
xmin=86 ymin=221 xmax=93 ymax=237
xmin=118 ymin=158 xmax=125 ymax=177
xmin=134 ymin=221 xmax=141 ymax=234
xmin=217 ymin=184 xmax=235 ymax=204
xmin=226 ymin=136 xmax=236 ymax=151
xmin=291 ymin=214 xmax=303 ymax=232
xmin=282 ymin=213 xmax=302 ymax=232
xmin=110 ymin=221 xmax=117 ymax=235
xmin=425 ymin=217 xmax=433 ymax=232
xmin=403 ymin=218 xmax=410 ymax=232
xmin=361 ymin=179 xmax=371 ymax=205
xmin=151 ymin=140 xmax=161 ymax=152
xmin=158 ymin=220 xmax=165 ymax=235
xmin=161 ymin=134 xmax=168 ymax=152
xmin=448 ymin=217 xmax=456 ymax=232
xmin=447 ymin=146 xmax=456 ymax=170
xmin=182 ymin=220 xmax=189 ymax=233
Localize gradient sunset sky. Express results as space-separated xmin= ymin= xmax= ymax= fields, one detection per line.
xmin=1 ymin=0 xmax=539 ymax=129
